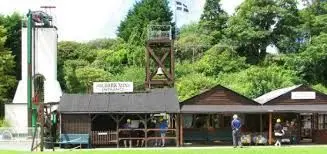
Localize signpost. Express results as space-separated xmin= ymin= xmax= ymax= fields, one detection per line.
xmin=291 ymin=91 xmax=316 ymax=99
xmin=93 ymin=82 xmax=133 ymax=93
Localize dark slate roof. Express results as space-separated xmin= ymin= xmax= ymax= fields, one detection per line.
xmin=180 ymin=84 xmax=259 ymax=106
xmin=59 ymin=88 xmax=180 ymax=113
xmin=180 ymin=105 xmax=264 ymax=113
xmin=262 ymin=105 xmax=327 ymax=113
xmin=180 ymin=104 xmax=327 ymax=113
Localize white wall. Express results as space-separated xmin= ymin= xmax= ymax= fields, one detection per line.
xmin=12 ymin=27 xmax=62 ymax=104
xmin=4 ymin=104 xmax=28 ymax=133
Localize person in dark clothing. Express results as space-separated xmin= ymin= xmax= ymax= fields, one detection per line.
xmin=231 ymin=114 xmax=242 ymax=148
xmin=136 ymin=121 xmax=145 ymax=147
xmin=274 ymin=118 xmax=284 ymax=147
xmin=121 ymin=119 xmax=132 ymax=148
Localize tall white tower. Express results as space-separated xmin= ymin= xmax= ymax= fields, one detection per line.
xmin=12 ymin=27 xmax=62 ymax=104
xmin=6 ymin=7 xmax=62 ymax=132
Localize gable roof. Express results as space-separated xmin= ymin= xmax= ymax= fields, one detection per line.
xmin=58 ymin=88 xmax=180 ymax=113
xmin=181 ymin=84 xmax=259 ymax=106
xmin=254 ymin=85 xmax=302 ymax=105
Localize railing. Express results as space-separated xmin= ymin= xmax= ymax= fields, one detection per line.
xmin=147 ymin=25 xmax=172 ymax=40
xmin=117 ymin=128 xmax=178 ymax=147
xmin=91 ymin=131 xmax=118 ymax=145
xmin=0 ymin=127 xmax=40 ymax=151
xmin=0 ymin=127 xmax=40 ymax=142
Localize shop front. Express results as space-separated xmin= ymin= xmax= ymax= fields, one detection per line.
xmin=179 ymin=85 xmax=265 ymax=146
xmin=58 ymin=88 xmax=181 ymax=148
xmin=255 ymin=84 xmax=327 ymax=144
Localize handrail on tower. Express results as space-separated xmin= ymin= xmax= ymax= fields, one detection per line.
xmin=147 ymin=24 xmax=172 ymax=41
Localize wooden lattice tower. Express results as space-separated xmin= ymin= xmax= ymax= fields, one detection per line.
xmin=145 ymin=25 xmax=174 ymax=89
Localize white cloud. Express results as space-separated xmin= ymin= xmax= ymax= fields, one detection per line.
xmin=0 ymin=0 xmax=246 ymax=42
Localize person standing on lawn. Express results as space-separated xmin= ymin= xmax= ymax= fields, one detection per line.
xmin=231 ymin=114 xmax=242 ymax=148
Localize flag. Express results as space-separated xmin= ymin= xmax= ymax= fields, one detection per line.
xmin=176 ymin=0 xmax=189 ymax=13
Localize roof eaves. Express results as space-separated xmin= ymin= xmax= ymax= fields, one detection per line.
xmin=254 ymin=84 xmax=303 ymax=105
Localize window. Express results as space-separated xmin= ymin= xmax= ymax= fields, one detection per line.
xmin=210 ymin=114 xmax=221 ymax=128
xmin=224 ymin=116 xmax=232 ymax=128
xmin=193 ymin=115 xmax=208 ymax=128
xmin=183 ymin=114 xmax=193 ymax=128
xmin=318 ymin=114 xmax=327 ymax=130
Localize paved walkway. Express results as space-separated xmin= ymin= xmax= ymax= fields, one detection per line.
xmin=40 ymin=144 xmax=327 ymax=152
xmin=3 ymin=144 xmax=327 ymax=152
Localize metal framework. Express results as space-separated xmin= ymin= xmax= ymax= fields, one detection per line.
xmin=26 ymin=8 xmax=54 ymax=152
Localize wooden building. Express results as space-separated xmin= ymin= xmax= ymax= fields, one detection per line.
xmin=254 ymin=84 xmax=327 ymax=144
xmin=179 ymin=85 xmax=264 ymax=145
xmin=58 ymin=88 xmax=180 ymax=148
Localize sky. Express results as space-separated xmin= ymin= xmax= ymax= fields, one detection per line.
xmin=0 ymin=0 xmax=302 ymax=42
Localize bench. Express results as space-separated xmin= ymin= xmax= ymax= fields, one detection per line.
xmin=184 ymin=129 xmax=232 ymax=142
xmin=60 ymin=134 xmax=90 ymax=149
xmin=208 ymin=130 xmax=232 ymax=142
xmin=184 ymin=129 xmax=207 ymax=141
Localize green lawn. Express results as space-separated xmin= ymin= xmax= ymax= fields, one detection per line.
xmin=1 ymin=147 xmax=327 ymax=154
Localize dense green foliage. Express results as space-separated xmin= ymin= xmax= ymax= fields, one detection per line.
xmin=0 ymin=118 xmax=10 ymax=127
xmin=0 ymin=25 xmax=16 ymax=103
xmin=200 ymin=0 xmax=228 ymax=44
xmin=2 ymin=0 xmax=327 ymax=104
xmin=117 ymin=0 xmax=173 ymax=45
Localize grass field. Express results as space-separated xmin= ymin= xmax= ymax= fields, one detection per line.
xmin=1 ymin=146 xmax=327 ymax=154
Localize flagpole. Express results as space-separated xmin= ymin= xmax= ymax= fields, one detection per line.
xmin=173 ymin=0 xmax=178 ymax=28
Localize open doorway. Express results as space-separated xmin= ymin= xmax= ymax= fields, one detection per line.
xmin=91 ymin=114 xmax=117 ymax=147
xmin=33 ymin=74 xmax=45 ymax=104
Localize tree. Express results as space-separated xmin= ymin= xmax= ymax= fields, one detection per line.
xmin=57 ymin=41 xmax=82 ymax=90
xmin=175 ymin=23 xmax=212 ymax=61
xmin=312 ymin=83 xmax=327 ymax=94
xmin=117 ymin=0 xmax=173 ymax=44
xmin=284 ymin=33 xmax=327 ymax=85
xmin=75 ymin=67 xmax=112 ymax=93
xmin=298 ymin=0 xmax=327 ymax=43
xmin=0 ymin=26 xmax=16 ymax=103
xmin=58 ymin=41 xmax=98 ymax=90
xmin=111 ymin=66 xmax=145 ymax=91
xmin=175 ymin=61 xmax=196 ymax=79
xmin=87 ymin=38 xmax=119 ymax=50
xmin=199 ymin=0 xmax=228 ymax=44
xmin=0 ymin=12 xmax=22 ymax=80
xmin=224 ymin=0 xmax=279 ymax=64
xmin=90 ymin=48 xmax=128 ymax=74
xmin=273 ymin=0 xmax=301 ymax=53
xmin=176 ymin=73 xmax=217 ymax=101
xmin=195 ymin=43 xmax=249 ymax=77
xmin=225 ymin=0 xmax=300 ymax=63
xmin=218 ymin=65 xmax=303 ymax=98
xmin=63 ymin=59 xmax=90 ymax=93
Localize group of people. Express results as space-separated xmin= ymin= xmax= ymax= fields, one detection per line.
xmin=120 ymin=118 xmax=168 ymax=148
xmin=231 ymin=114 xmax=285 ymax=148
xmin=120 ymin=114 xmax=286 ymax=148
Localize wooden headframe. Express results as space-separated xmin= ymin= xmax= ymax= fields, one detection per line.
xmin=145 ymin=39 xmax=174 ymax=89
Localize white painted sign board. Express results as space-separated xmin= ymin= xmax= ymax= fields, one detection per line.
xmin=291 ymin=91 xmax=316 ymax=99
xmin=93 ymin=82 xmax=133 ymax=93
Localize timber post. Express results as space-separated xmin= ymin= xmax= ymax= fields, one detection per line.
xmin=180 ymin=114 xmax=184 ymax=146
xmin=269 ymin=112 xmax=272 ymax=145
